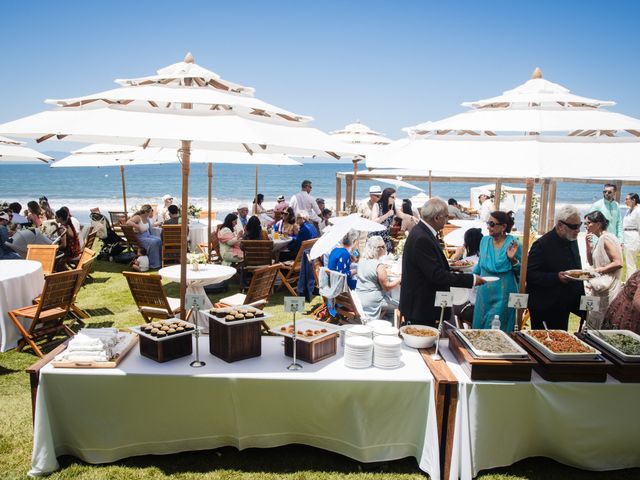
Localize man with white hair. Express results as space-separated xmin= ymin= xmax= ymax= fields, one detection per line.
xmin=400 ymin=198 xmax=484 ymax=327
xmin=235 ymin=203 xmax=250 ymax=235
xmin=526 ymin=204 xmax=586 ymax=330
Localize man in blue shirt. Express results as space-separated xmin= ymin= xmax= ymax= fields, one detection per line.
xmin=589 ymin=183 xmax=623 ymax=243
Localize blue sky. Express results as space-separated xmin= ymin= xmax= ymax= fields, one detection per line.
xmin=2 ymin=0 xmax=639 ymax=151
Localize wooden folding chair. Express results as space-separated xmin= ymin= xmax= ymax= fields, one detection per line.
xmin=277 ymin=238 xmax=317 ymax=296
xmin=9 ymin=269 xmax=83 ymax=357
xmin=84 ymin=228 xmax=98 ymax=251
xmin=123 ymin=271 xmax=181 ymax=323
xmin=26 ymin=244 xmax=58 ymax=275
xmin=120 ymin=224 xmax=142 ymax=253
xmin=311 ymin=267 xmax=363 ymax=325
xmin=217 ymin=263 xmax=282 ymax=334
xmin=241 ymin=240 xmax=274 ymax=271
xmin=69 ymin=249 xmax=98 ymax=323
xmin=161 ymin=224 xmax=182 ymax=266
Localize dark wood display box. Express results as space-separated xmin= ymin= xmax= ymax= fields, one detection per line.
xmin=448 ymin=331 xmax=535 ymax=381
xmin=576 ymin=333 xmax=640 ymax=383
xmin=513 ymin=332 xmax=611 ymax=382
xmin=210 ymin=320 xmax=261 ymax=363
xmin=139 ymin=333 xmax=193 ymax=363
xmin=284 ymin=334 xmax=338 ymax=364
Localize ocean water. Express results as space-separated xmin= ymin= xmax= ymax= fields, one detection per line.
xmin=1 ymin=163 xmax=629 ymax=227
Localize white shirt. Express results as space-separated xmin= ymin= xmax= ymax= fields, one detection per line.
xmin=289 ymin=190 xmax=321 ymax=223
xmin=479 ymin=200 xmax=494 ymax=222
xmin=137 ymin=255 xmax=149 ymax=272
xmin=623 ymin=207 xmax=640 ymax=232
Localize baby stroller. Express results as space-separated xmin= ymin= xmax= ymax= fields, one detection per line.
xmin=90 ymin=212 xmax=126 ymax=261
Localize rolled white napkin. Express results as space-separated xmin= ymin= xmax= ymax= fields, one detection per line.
xmin=58 ymin=353 xmax=109 ymax=363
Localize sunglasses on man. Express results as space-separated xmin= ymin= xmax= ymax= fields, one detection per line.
xmin=560 ymin=220 xmax=582 ymax=230
xmin=486 ymin=221 xmax=504 ymax=228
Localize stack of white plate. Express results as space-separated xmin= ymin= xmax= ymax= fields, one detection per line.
xmin=344 ymin=336 xmax=374 ymax=368
xmin=373 ymin=324 xmax=399 ymax=338
xmin=373 ymin=335 xmax=403 ymax=369
xmin=345 ymin=324 xmax=373 ymax=339
xmin=366 ymin=320 xmax=392 ymax=330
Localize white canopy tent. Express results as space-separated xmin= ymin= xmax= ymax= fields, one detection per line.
xmin=0 ymin=53 xmax=357 ymax=316
xmin=0 ymin=135 xmax=52 ymax=163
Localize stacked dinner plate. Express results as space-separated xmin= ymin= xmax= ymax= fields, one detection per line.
xmin=344 ymin=336 xmax=374 ymax=368
xmin=366 ymin=320 xmax=392 ymax=330
xmin=373 ymin=335 xmax=403 ymax=369
xmin=345 ymin=324 xmax=373 ymax=339
xmin=373 ymin=324 xmax=399 ymax=338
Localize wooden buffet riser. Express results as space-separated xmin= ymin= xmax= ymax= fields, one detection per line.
xmin=513 ymin=332 xmax=611 ymax=382
xmin=576 ymin=333 xmax=640 ymax=383
xmin=447 ymin=332 xmax=536 ymax=381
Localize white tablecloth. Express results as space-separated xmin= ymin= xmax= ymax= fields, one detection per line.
xmin=0 ymin=260 xmax=45 ymax=352
xmin=189 ymin=220 xmax=222 ymax=250
xmin=30 ymin=337 xmax=440 ymax=478
xmin=439 ymin=339 xmax=640 ymax=479
xmin=158 ymin=264 xmax=236 ymax=329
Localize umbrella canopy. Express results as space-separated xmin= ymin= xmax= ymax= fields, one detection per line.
xmin=309 ymin=214 xmax=385 ymax=260
xmin=0 ymin=53 xmax=358 ymax=316
xmin=372 ymin=177 xmax=424 ymax=192
xmin=0 ymin=135 xmax=52 ymax=163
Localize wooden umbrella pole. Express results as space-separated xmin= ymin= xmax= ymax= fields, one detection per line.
xmin=428 ymin=170 xmax=432 ymax=198
xmin=120 ymin=165 xmax=127 ymax=217
xmin=494 ymin=180 xmax=502 ymax=211
xmin=335 ymin=176 xmax=342 ymax=214
xmin=352 ymin=158 xmax=359 ymax=211
xmin=518 ymin=178 xmax=535 ymax=328
xmin=254 ymin=164 xmax=259 ymax=215
xmin=208 ymin=163 xmax=213 ymax=262
xmin=546 ymin=180 xmax=557 ymax=231
xmin=539 ymin=179 xmax=549 ymax=235
xmin=179 ymin=140 xmax=191 ymax=319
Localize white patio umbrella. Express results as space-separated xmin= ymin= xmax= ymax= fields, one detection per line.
xmin=52 ymin=144 xmax=302 ymax=253
xmin=309 ymin=214 xmax=385 ymax=260
xmin=0 ymin=135 xmax=52 ymax=163
xmin=0 ymin=53 xmax=357 ymax=315
xmin=372 ymin=177 xmax=424 ymax=192
xmin=330 ymin=121 xmax=393 ymax=210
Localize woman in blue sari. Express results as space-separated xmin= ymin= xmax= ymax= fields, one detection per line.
xmin=472 ymin=211 xmax=522 ymax=331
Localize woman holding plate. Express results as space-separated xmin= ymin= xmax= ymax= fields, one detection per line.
xmin=584 ymin=210 xmax=623 ymax=329
xmin=472 ymin=212 xmax=521 ymax=332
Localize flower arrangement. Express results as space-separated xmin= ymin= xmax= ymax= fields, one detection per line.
xmin=187 ymin=204 xmax=202 ymax=219
xmin=187 ymin=252 xmax=208 ymax=264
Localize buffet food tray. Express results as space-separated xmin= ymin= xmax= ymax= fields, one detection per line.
xmin=455 ymin=329 xmax=529 ymax=360
xmin=514 ymin=332 xmax=610 ymax=382
xmin=205 ymin=305 xmax=269 ymax=326
xmin=448 ymin=331 xmax=535 ymax=381
xmin=51 ymin=332 xmax=138 ymax=369
xmin=519 ymin=330 xmax=601 ymax=361
xmin=131 ymin=319 xmax=197 ymax=342
xmin=270 ymin=319 xmax=340 ymax=343
xmin=584 ymin=330 xmax=640 ymax=363
xmin=577 ymin=331 xmax=640 ymax=383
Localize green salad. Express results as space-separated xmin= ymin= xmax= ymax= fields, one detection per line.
xmin=598 ymin=332 xmax=640 ymax=355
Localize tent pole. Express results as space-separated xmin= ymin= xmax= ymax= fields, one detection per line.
xmin=518 ymin=178 xmax=535 ymax=329
xmin=120 ymin=165 xmax=127 ymax=217
xmin=352 ymin=158 xmax=359 ymax=212
xmin=335 ymin=176 xmax=342 ymax=214
xmin=494 ymin=180 xmax=502 ymax=211
xmin=179 ymin=140 xmax=191 ymax=318
xmin=428 ymin=170 xmax=432 ymax=198
xmin=615 ymin=180 xmax=623 ymax=202
xmin=546 ymin=180 xmax=557 ymax=231
xmin=208 ymin=163 xmax=213 ymax=262
xmin=345 ymin=175 xmax=353 ymax=211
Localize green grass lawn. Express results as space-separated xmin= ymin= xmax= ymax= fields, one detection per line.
xmin=0 ymin=259 xmax=638 ymax=480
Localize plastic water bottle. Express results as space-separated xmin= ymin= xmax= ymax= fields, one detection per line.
xmin=491 ymin=315 xmax=501 ymax=330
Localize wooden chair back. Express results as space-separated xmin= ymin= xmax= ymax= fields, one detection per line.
xmin=76 ymin=247 xmax=96 ymax=271
xmin=26 ymin=244 xmax=58 ymax=275
xmin=245 ymin=263 xmax=281 ymax=305
xmin=200 ymin=224 xmax=222 ymax=263
xmin=241 ymin=240 xmax=273 ymax=270
xmin=120 ymin=224 xmax=141 ymax=252
xmin=109 ymin=211 xmax=128 ymax=226
xmin=161 ymin=224 xmax=182 ymax=266
xmin=84 ymin=228 xmax=98 ymax=250
xmin=278 ymin=238 xmax=317 ymax=296
xmin=38 ymin=269 xmax=83 ymax=313
xmin=123 ymin=271 xmax=174 ymax=321
xmin=198 ymin=210 xmax=217 ymax=221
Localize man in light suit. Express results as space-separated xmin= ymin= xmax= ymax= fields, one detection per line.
xmin=400 ymin=198 xmax=484 ymax=326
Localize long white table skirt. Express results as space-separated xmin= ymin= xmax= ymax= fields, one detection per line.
xmin=439 ymin=339 xmax=640 ymax=479
xmin=30 ymin=337 xmax=440 ymax=478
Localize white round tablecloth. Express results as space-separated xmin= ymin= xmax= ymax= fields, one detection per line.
xmin=188 ymin=220 xmax=222 ymax=250
xmin=0 ymin=260 xmax=45 ymax=352
xmin=158 ymin=263 xmax=236 ymax=332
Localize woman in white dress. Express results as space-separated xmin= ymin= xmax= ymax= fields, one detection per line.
xmin=584 ymin=210 xmax=623 ymax=329
xmin=623 ymin=193 xmax=640 ymax=279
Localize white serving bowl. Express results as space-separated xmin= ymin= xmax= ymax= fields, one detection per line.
xmin=399 ymin=325 xmax=439 ymax=349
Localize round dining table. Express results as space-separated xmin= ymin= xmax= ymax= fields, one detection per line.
xmin=0 ymin=260 xmax=45 ymax=351
xmin=158 ymin=263 xmax=236 ymax=332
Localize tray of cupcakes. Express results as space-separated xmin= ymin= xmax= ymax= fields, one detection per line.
xmin=131 ymin=319 xmax=197 ymax=341
xmin=204 ymin=305 xmax=269 ymax=325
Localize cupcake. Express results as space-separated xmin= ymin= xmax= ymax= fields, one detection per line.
xmin=234 ymin=314 xmax=245 ymax=321
xmin=157 ymin=331 xmax=167 ymax=338
xmin=150 ymin=328 xmax=160 ymax=336
xmin=167 ymin=328 xmax=176 ymax=335
xmin=176 ymin=326 xmax=184 ymax=333
xmin=160 ymin=325 xmax=170 ymax=332
xmin=225 ymin=314 xmax=235 ymax=322
xmin=254 ymin=310 xmax=265 ymax=318
xmin=245 ymin=312 xmax=254 ymax=319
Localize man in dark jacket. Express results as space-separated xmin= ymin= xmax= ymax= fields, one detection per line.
xmin=526 ymin=205 xmax=586 ymax=330
xmin=400 ymin=198 xmax=483 ymax=326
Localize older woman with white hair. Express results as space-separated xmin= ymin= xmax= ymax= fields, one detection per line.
xmin=355 ymin=236 xmax=402 ymax=320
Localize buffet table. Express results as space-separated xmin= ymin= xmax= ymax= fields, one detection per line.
xmin=29 ymin=336 xmax=440 ymax=478
xmin=0 ymin=260 xmax=45 ymax=352
xmin=438 ymin=338 xmax=640 ymax=479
